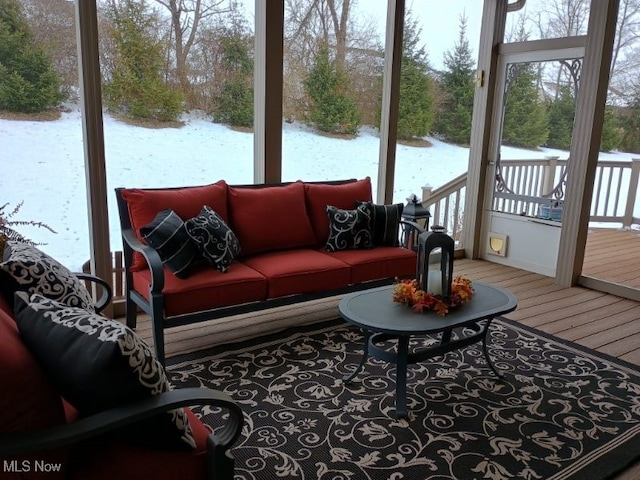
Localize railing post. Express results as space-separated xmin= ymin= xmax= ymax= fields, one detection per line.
xmin=421 ymin=184 xmax=433 ymax=203
xmin=542 ymin=156 xmax=559 ymax=196
xmin=623 ymin=158 xmax=640 ymax=228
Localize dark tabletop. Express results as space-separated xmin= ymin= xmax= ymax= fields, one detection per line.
xmin=339 ymin=282 xmax=518 ymax=335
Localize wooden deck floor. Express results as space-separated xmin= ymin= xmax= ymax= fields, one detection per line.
xmin=583 ymin=226 xmax=640 ymax=289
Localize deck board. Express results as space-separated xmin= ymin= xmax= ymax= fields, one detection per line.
xmin=583 ymin=227 xmax=640 ymax=288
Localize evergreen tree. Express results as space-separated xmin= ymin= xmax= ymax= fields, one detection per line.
xmin=545 ymin=85 xmax=575 ymax=150
xmin=621 ymin=88 xmax=640 ymax=153
xmin=501 ymin=63 xmax=548 ymax=148
xmin=215 ymin=7 xmax=254 ymax=127
xmin=434 ymin=15 xmax=475 ymax=145
xmin=103 ymin=0 xmax=181 ymax=122
xmin=396 ymin=10 xmax=434 ymax=140
xmin=599 ymin=106 xmax=621 ymax=152
xmin=305 ymin=45 xmax=360 ymax=135
xmin=0 ymin=0 xmax=63 ymax=113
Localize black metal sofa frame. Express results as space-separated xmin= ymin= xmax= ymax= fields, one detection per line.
xmin=115 ymin=180 xmax=424 ymax=365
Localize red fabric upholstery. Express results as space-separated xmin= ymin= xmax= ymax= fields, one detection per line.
xmin=0 ymin=296 xmax=68 ymax=479
xmin=242 ymin=249 xmax=351 ymax=298
xmin=121 ymin=181 xmax=228 ymax=271
xmin=322 ymin=247 xmax=416 ymax=284
xmin=67 ymin=408 xmax=211 ymax=480
xmin=132 ymin=263 xmax=267 ymax=317
xmin=228 ymin=182 xmax=316 ymax=256
xmin=304 ymin=178 xmax=373 ymax=245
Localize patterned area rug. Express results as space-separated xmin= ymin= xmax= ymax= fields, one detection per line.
xmin=167 ymin=318 xmax=640 ymax=480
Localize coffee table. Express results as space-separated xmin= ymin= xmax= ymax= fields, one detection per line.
xmin=339 ymin=282 xmax=518 ymax=418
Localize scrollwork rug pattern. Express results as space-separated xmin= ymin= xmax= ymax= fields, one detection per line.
xmin=167 ymin=319 xmax=640 ymax=480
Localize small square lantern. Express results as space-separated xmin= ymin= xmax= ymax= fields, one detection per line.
xmin=416 ymin=226 xmax=455 ymax=297
xmin=401 ymin=194 xmax=431 ymax=250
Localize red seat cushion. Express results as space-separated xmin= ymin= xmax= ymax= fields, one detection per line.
xmin=132 ymin=263 xmax=267 ymax=317
xmin=322 ymin=247 xmax=416 ymax=284
xmin=121 ymin=181 xmax=228 ymax=271
xmin=228 ymin=182 xmax=316 ymax=256
xmin=242 ymin=249 xmax=351 ymax=298
xmin=304 ymin=178 xmax=373 ymax=246
xmin=67 ymin=408 xmax=211 ymax=480
xmin=0 ymin=296 xmax=68 ymax=479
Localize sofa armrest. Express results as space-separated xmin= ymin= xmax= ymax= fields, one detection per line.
xmin=0 ymin=388 xmax=243 ymax=480
xmin=122 ymin=228 xmax=165 ymax=293
xmin=74 ymin=272 xmax=113 ymax=314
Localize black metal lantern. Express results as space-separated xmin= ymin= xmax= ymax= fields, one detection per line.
xmin=416 ymin=226 xmax=455 ymax=297
xmin=401 ymin=194 xmax=431 ymax=250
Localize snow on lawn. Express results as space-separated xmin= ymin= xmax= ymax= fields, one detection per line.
xmin=0 ymin=105 xmax=634 ymax=270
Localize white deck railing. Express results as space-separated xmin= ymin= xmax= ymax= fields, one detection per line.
xmin=421 ymin=157 xmax=640 ymax=248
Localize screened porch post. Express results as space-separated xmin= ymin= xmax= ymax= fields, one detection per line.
xmin=556 ymin=0 xmax=619 ymax=287
xmin=75 ymin=0 xmax=113 ymax=316
xmin=254 ymin=0 xmax=284 ymax=184
xmin=462 ymin=0 xmax=507 ymax=258
xmin=376 ymin=0 xmax=404 ymax=204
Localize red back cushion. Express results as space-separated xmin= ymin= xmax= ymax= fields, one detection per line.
xmin=121 ymin=181 xmax=228 ymax=271
xmin=0 ymin=296 xmax=68 ymax=478
xmin=228 ymin=182 xmax=316 ymax=256
xmin=304 ymin=178 xmax=373 ymax=245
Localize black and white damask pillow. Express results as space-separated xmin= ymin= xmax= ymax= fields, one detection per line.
xmin=185 ymin=205 xmax=241 ymax=272
xmin=0 ymin=241 xmax=95 ymax=311
xmin=13 ymin=292 xmax=196 ymax=451
xmin=356 ymin=201 xmax=404 ymax=247
xmin=325 ymin=204 xmax=373 ymax=252
xmin=140 ymin=209 xmax=199 ymax=279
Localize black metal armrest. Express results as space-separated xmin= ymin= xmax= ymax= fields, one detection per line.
xmin=74 ymin=272 xmax=112 ymax=314
xmin=0 ymin=388 xmax=243 ymax=457
xmin=121 ymin=228 xmax=165 ymax=293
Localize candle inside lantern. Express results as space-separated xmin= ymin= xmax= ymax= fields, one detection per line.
xmin=426 ymin=270 xmax=442 ymax=295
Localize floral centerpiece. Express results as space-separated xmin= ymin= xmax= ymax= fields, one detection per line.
xmin=392 ymin=276 xmax=474 ymax=316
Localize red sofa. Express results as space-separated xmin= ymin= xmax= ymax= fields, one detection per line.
xmin=0 ymin=288 xmax=242 ymax=480
xmin=115 ymin=177 xmax=420 ymax=365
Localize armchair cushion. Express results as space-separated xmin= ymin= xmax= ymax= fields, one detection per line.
xmin=121 ymin=180 xmax=228 ymax=271
xmin=185 ymin=206 xmax=240 ymax=273
xmin=140 ymin=209 xmax=199 ymax=279
xmin=0 ymin=241 xmax=95 ymax=311
xmin=13 ymin=293 xmax=196 ymax=451
xmin=64 ymin=407 xmax=211 ymax=480
xmin=0 ymin=295 xmax=68 ymax=478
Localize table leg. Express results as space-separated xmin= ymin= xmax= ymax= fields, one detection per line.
xmin=343 ymin=329 xmax=371 ymax=383
xmin=482 ymin=318 xmax=504 ymax=379
xmin=395 ymin=336 xmax=410 ymax=418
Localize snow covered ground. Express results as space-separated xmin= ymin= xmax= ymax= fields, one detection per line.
xmin=0 ymin=105 xmax=634 ymax=270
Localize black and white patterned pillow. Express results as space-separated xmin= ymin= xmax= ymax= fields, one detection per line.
xmin=140 ymin=209 xmax=199 ymax=279
xmin=13 ymin=292 xmax=196 ymax=451
xmin=325 ymin=204 xmax=373 ymax=252
xmin=0 ymin=241 xmax=95 ymax=311
xmin=185 ymin=205 xmax=241 ymax=273
xmin=357 ymin=201 xmax=404 ymax=247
